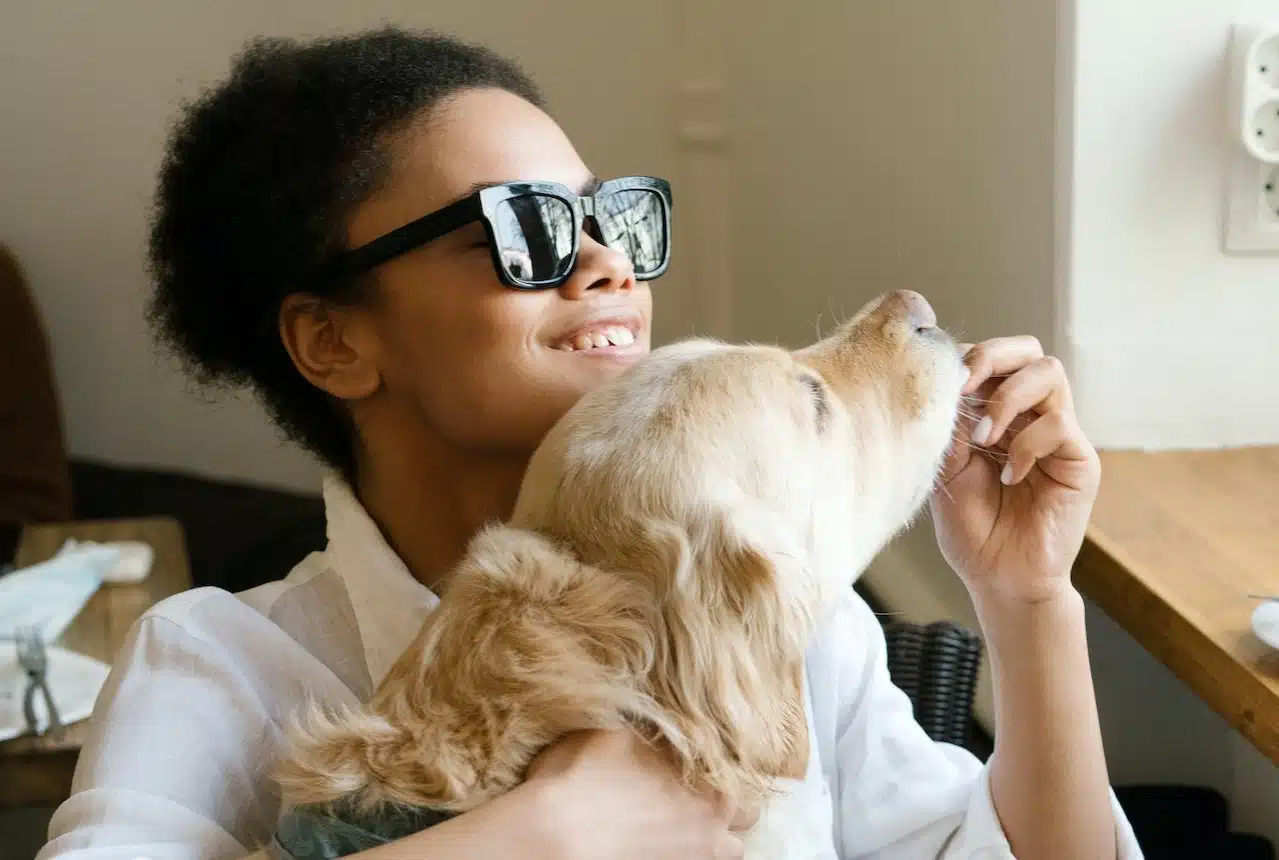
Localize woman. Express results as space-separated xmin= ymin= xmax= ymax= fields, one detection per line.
xmin=39 ymin=28 xmax=1139 ymax=860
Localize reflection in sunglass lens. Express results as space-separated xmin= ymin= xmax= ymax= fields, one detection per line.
xmin=493 ymin=195 xmax=575 ymax=283
xmin=596 ymin=190 xmax=667 ymax=276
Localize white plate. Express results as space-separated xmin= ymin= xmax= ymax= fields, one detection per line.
xmin=0 ymin=644 xmax=111 ymax=741
xmin=1252 ymin=600 xmax=1279 ymax=651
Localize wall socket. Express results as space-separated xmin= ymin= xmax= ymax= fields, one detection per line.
xmin=1266 ymin=164 xmax=1279 ymax=222
xmin=1225 ymin=22 xmax=1279 ymax=254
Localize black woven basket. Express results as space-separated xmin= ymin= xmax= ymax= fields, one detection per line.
xmin=882 ymin=620 xmax=983 ymax=749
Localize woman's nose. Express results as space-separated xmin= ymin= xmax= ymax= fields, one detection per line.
xmin=557 ymin=230 xmax=634 ymax=299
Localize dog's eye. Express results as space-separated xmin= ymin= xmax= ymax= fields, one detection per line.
xmin=799 ymin=373 xmax=829 ymax=431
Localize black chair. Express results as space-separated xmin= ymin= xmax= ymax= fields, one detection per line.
xmin=67 ymin=459 xmax=326 ymax=594
xmin=882 ymin=619 xmax=984 ymax=750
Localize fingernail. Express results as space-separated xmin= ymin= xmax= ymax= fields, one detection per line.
xmin=1000 ymin=464 xmax=1015 ymax=485
xmin=972 ymin=415 xmax=993 ymax=446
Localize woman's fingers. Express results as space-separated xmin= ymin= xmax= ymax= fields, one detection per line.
xmin=961 ymin=336 xmax=1045 ymax=395
xmin=1001 ymin=412 xmax=1065 ymax=484
xmin=958 ymin=335 xmax=1098 ymax=490
xmin=728 ymin=804 xmax=761 ymax=833
xmin=707 ymin=794 xmax=748 ymax=857
xmin=970 ymin=355 xmax=1071 ymax=448
xmin=714 ymin=832 xmax=746 ymax=859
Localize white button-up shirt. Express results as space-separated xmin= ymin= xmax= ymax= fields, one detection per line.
xmin=36 ymin=475 xmax=1141 ymax=860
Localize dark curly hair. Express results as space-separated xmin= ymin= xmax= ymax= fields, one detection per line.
xmin=147 ymin=27 xmax=544 ymax=477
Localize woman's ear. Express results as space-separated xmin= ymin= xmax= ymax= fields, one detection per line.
xmin=278 ymin=294 xmax=382 ymax=401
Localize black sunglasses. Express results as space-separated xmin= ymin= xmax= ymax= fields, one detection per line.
xmin=314 ymin=176 xmax=672 ymax=290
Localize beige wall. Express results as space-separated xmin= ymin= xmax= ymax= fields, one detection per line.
xmin=728 ymin=1 xmax=1058 ymax=351
xmin=0 ymin=1 xmax=689 ymax=493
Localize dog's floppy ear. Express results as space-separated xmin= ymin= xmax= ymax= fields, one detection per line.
xmin=639 ymin=505 xmax=814 ymax=804
xmin=275 ymin=525 xmax=668 ymax=814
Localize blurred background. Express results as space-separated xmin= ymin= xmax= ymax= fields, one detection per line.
xmin=1 ymin=1 xmax=1276 ymax=857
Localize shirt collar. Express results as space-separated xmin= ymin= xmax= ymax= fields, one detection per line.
xmin=321 ymin=472 xmax=440 ymax=687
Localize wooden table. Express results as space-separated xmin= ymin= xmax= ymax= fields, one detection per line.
xmin=0 ymin=517 xmax=191 ymax=807
xmin=1075 ymin=447 xmax=1279 ymax=765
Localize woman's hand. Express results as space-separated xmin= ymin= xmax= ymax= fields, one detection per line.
xmin=930 ymin=336 xmax=1101 ymax=605
xmin=526 ymin=729 xmax=753 ymax=860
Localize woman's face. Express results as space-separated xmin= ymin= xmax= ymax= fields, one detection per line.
xmin=332 ymin=88 xmax=653 ymax=457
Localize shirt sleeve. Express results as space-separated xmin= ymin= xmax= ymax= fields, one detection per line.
xmin=826 ymin=592 xmax=1143 ymax=859
xmin=37 ymin=593 xmax=291 ymax=860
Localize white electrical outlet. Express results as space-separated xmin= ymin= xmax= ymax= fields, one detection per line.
xmin=1225 ymin=22 xmax=1279 ymax=253
xmin=1266 ymin=164 xmax=1279 ymax=221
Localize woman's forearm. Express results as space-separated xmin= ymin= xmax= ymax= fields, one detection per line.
xmin=977 ymin=585 xmax=1116 ymax=860
xmin=351 ymin=782 xmax=564 ymax=860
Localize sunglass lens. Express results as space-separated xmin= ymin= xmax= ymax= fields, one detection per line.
xmin=597 ymin=189 xmax=667 ymax=277
xmin=493 ymin=195 xmax=575 ymax=284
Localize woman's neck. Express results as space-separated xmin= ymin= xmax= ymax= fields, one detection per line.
xmin=355 ymin=439 xmax=529 ymax=593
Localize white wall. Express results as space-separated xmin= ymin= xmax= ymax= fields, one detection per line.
xmin=1068 ymin=0 xmax=1279 ymax=451
xmin=0 ymin=1 xmax=688 ymax=493
xmin=1066 ymin=0 xmax=1279 ymax=845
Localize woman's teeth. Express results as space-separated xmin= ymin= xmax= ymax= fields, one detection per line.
xmin=555 ymin=326 xmax=636 ymax=351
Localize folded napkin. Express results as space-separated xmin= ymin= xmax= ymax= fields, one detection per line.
xmin=0 ymin=544 xmax=120 ymax=644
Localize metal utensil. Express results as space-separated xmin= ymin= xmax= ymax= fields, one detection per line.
xmin=15 ymin=626 xmax=62 ymax=737
xmin=1247 ymin=593 xmax=1279 ymax=601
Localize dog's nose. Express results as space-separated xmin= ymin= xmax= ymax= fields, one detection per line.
xmin=889 ymin=290 xmax=937 ymax=331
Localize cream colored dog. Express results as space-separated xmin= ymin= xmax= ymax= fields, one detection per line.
xmin=274 ymin=290 xmax=967 ymax=857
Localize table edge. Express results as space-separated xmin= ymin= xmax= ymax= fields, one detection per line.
xmin=1076 ymin=528 xmax=1279 ymax=765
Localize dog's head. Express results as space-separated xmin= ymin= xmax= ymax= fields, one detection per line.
xmin=513 ymin=289 xmax=962 ymax=613
xmin=507 ymin=289 xmax=965 ymax=796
